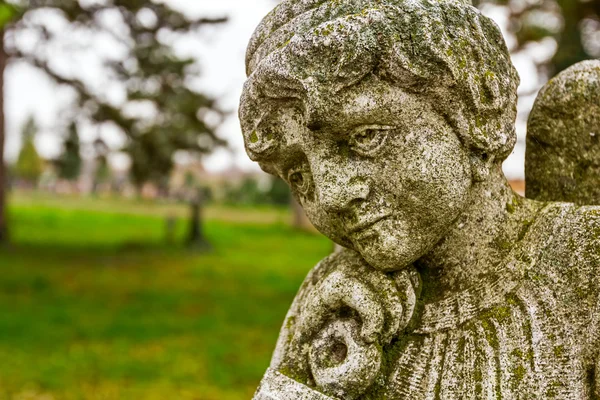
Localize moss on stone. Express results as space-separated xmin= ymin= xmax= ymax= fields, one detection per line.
xmin=512 ymin=363 xmax=526 ymax=383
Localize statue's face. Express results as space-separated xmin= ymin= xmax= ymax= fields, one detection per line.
xmin=243 ymin=75 xmax=473 ymax=271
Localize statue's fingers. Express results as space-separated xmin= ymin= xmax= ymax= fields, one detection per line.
xmin=295 ymin=289 xmax=331 ymax=343
xmin=361 ymin=271 xmax=403 ymax=344
xmin=319 ymin=270 xmax=385 ymax=344
xmin=392 ymin=268 xmax=420 ymax=331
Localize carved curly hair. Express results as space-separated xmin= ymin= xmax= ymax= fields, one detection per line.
xmin=240 ymin=0 xmax=520 ymax=169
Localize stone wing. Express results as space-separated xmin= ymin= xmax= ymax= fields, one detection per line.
xmin=525 ymin=60 xmax=600 ymax=205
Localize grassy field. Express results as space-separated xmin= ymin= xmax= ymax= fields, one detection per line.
xmin=0 ymin=192 xmax=332 ymax=399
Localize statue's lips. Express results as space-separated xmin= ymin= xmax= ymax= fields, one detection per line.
xmin=348 ymin=214 xmax=391 ymax=237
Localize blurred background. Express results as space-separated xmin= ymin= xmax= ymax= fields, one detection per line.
xmin=0 ymin=0 xmax=598 ymax=398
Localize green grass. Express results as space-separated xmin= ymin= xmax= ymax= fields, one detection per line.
xmin=0 ymin=193 xmax=332 ymax=399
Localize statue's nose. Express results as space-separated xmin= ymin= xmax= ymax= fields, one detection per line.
xmin=315 ymin=170 xmax=370 ymax=213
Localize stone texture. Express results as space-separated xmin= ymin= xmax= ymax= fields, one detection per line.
xmin=239 ymin=0 xmax=600 ymax=398
xmin=254 ymin=369 xmax=332 ymax=399
xmin=526 ymin=60 xmax=600 ymax=205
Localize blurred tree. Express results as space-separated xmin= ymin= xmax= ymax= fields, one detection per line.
xmin=266 ymin=177 xmax=291 ymax=206
xmin=473 ymin=0 xmax=600 ymax=77
xmin=92 ymin=138 xmax=110 ymax=194
xmin=200 ymin=185 xmax=213 ymax=204
xmin=238 ymin=177 xmax=263 ymax=205
xmin=5 ymin=0 xmax=227 ymax=186
xmin=0 ymin=1 xmax=21 ymax=242
xmin=55 ymin=122 xmax=81 ymax=182
xmin=222 ymin=176 xmax=291 ymax=206
xmin=184 ymin=170 xmax=197 ymax=190
xmin=0 ymin=0 xmax=227 ymax=243
xmin=14 ymin=115 xmax=43 ymax=184
xmin=181 ymin=169 xmax=213 ymax=202
xmin=223 ymin=176 xmax=267 ymax=205
xmin=187 ymin=188 xmax=210 ymax=250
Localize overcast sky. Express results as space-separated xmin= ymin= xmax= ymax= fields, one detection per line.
xmin=4 ymin=0 xmax=546 ymax=179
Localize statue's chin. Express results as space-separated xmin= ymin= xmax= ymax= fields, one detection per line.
xmin=350 ymin=218 xmax=427 ymax=272
xmin=358 ymin=244 xmax=417 ymax=272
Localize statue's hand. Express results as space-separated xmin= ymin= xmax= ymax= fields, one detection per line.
xmin=294 ymin=250 xmax=417 ymax=347
xmin=280 ymin=249 xmax=419 ymax=398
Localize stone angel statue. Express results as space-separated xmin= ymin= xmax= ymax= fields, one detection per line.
xmin=238 ymin=0 xmax=600 ymax=398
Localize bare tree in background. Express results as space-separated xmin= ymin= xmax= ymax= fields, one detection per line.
xmin=55 ymin=122 xmax=82 ymax=183
xmin=0 ymin=0 xmax=228 ymax=244
xmin=14 ymin=115 xmax=43 ymax=185
xmin=473 ymin=0 xmax=600 ymax=80
xmin=0 ymin=27 xmax=7 ymax=243
xmin=0 ymin=3 xmax=20 ymax=243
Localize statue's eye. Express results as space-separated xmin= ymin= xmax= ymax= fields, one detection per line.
xmin=288 ymin=168 xmax=312 ymax=196
xmin=350 ymin=126 xmax=392 ymax=156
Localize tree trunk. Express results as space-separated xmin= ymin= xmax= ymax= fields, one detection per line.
xmin=0 ymin=29 xmax=8 ymax=244
xmin=187 ymin=190 xmax=210 ymax=250
xmin=552 ymin=0 xmax=589 ymax=75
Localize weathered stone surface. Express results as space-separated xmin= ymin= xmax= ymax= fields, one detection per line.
xmin=526 ymin=60 xmax=600 ymax=205
xmin=254 ymin=369 xmax=333 ymax=399
xmin=240 ymin=0 xmax=600 ymax=398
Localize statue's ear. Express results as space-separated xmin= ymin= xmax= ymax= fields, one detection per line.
xmin=442 ymin=105 xmax=503 ymax=183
